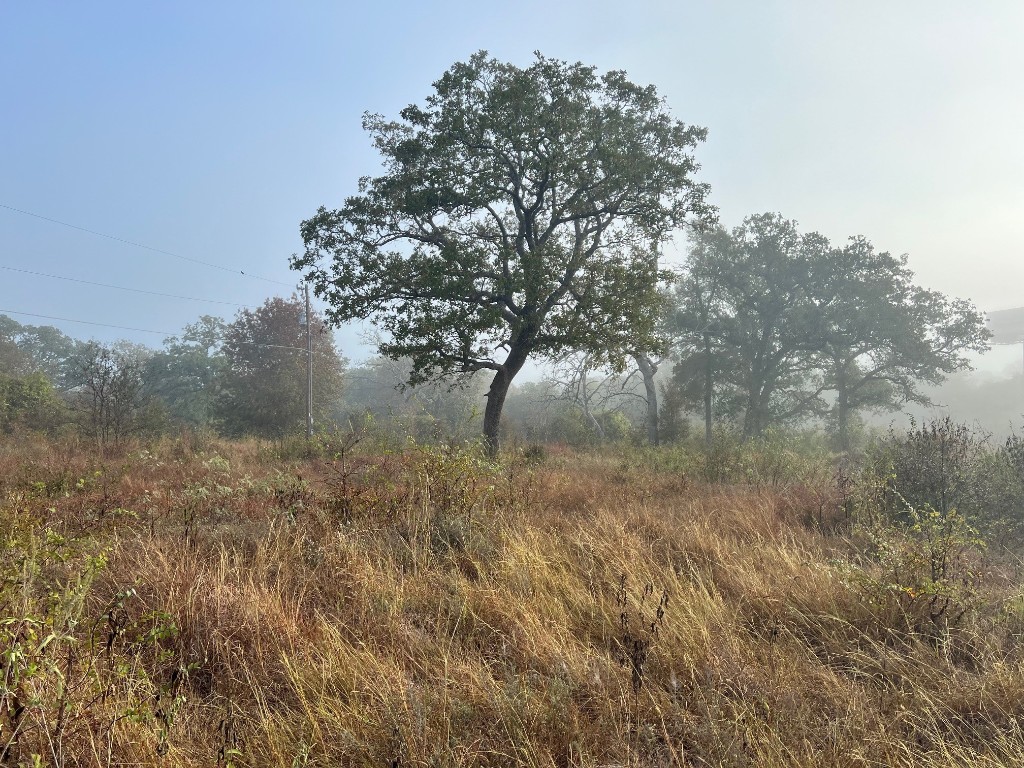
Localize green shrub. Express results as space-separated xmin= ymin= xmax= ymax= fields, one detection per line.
xmin=850 ymin=505 xmax=986 ymax=638
xmin=0 ymin=373 xmax=66 ymax=435
xmin=870 ymin=418 xmax=984 ymax=520
xmin=868 ymin=417 xmax=1024 ymax=547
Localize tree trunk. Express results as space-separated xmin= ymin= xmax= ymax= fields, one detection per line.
xmin=703 ymin=334 xmax=713 ymax=447
xmin=836 ymin=365 xmax=850 ymax=453
xmin=742 ymin=411 xmax=756 ymax=440
xmin=634 ymin=353 xmax=659 ymax=446
xmin=482 ymin=345 xmax=529 ymax=457
xmin=582 ymin=406 xmax=605 ymax=440
xmin=742 ymin=363 xmax=769 ymax=439
xmin=482 ymin=373 xmax=510 ymax=458
xmin=578 ymin=367 xmax=605 ymax=440
xmin=743 ymin=386 xmax=764 ymax=439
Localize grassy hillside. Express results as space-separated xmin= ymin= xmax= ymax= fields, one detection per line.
xmin=3 ymin=433 xmax=1024 ymax=767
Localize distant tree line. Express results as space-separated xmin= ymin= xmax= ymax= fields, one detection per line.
xmin=2 ymin=53 xmax=994 ymax=453
xmin=0 ymin=295 xmax=344 ymax=450
xmin=663 ymin=214 xmax=989 ymax=450
xmin=293 ymin=51 xmax=989 ymax=453
xmin=0 ymin=274 xmax=992 ymax=453
xmin=0 ymin=298 xmax=658 ymax=450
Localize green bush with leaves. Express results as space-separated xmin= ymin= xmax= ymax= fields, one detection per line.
xmin=868 ymin=417 xmax=1024 ymax=547
xmin=852 ymin=506 xmax=986 ymax=637
xmin=0 ymin=373 xmax=66 ymax=435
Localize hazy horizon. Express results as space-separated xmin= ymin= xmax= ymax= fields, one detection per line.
xmin=4 ymin=2 xmax=1024 ymax=377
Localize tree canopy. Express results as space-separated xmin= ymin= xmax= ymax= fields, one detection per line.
xmin=71 ymin=341 xmax=162 ymax=448
xmin=145 ymin=316 xmax=228 ymax=428
xmin=294 ymin=51 xmax=713 ymax=453
xmin=0 ymin=315 xmax=86 ymax=390
xmin=216 ymin=296 xmax=344 ymax=438
xmin=808 ymin=236 xmax=990 ymax=448
xmin=669 ymin=215 xmax=829 ymax=437
xmin=666 ymin=214 xmax=990 ymax=446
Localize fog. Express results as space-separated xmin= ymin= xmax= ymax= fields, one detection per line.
xmin=3 ymin=2 xmax=1023 ymax=424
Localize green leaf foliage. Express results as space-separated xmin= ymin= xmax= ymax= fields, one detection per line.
xmin=294 ymin=51 xmax=713 ymax=451
xmin=0 ymin=372 xmax=65 ymax=434
xmin=216 ymin=296 xmax=345 ymax=439
xmin=145 ymin=316 xmax=229 ymax=428
xmin=667 ymin=214 xmax=990 ymax=445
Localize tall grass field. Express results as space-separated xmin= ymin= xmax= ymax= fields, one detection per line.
xmin=3 ymin=429 xmax=1024 ymax=767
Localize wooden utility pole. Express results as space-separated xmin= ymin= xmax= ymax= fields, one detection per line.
xmin=304 ymin=282 xmax=313 ymax=440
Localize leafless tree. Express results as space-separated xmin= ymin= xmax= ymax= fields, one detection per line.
xmin=73 ymin=342 xmax=150 ymax=449
xmin=546 ymin=352 xmax=661 ymax=443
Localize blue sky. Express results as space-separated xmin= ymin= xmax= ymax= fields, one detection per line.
xmin=3 ymin=1 xmax=1024 ymax=373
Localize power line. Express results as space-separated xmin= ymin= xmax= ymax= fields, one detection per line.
xmin=0 ymin=203 xmax=294 ymax=287
xmin=0 ymin=308 xmax=309 ymax=352
xmin=0 ymin=309 xmax=176 ymax=336
xmin=1 ymin=265 xmax=254 ymax=308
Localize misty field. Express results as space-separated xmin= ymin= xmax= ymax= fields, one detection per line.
xmin=4 ymin=431 xmax=1024 ymax=767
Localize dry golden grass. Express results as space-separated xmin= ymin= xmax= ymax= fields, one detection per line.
xmin=3 ymin=433 xmax=1024 ymax=766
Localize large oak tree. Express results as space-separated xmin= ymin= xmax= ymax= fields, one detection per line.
xmin=294 ymin=52 xmax=712 ymax=454
xmin=808 ymin=237 xmax=990 ymax=450
xmin=670 ymin=215 xmax=830 ymax=438
xmin=668 ymin=214 xmax=990 ymax=446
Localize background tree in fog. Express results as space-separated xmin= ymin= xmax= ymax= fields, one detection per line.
xmin=0 ymin=372 xmax=64 ymax=434
xmin=72 ymin=341 xmax=161 ymax=448
xmin=294 ymin=51 xmax=713 ymax=454
xmin=669 ymin=214 xmax=829 ymax=438
xmin=0 ymin=315 xmax=77 ymax=434
xmin=338 ymin=355 xmax=489 ymax=442
xmin=547 ymin=352 xmax=612 ymax=441
xmin=665 ymin=227 xmax=739 ymax=444
xmin=544 ymin=350 xmax=662 ymax=444
xmin=666 ymin=215 xmax=990 ymax=446
xmin=0 ymin=315 xmax=86 ymax=390
xmin=0 ymin=317 xmax=34 ymax=379
xmin=809 ymin=237 xmax=990 ymax=450
xmin=216 ymin=296 xmax=344 ymax=438
xmin=146 ymin=315 xmax=228 ymax=428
